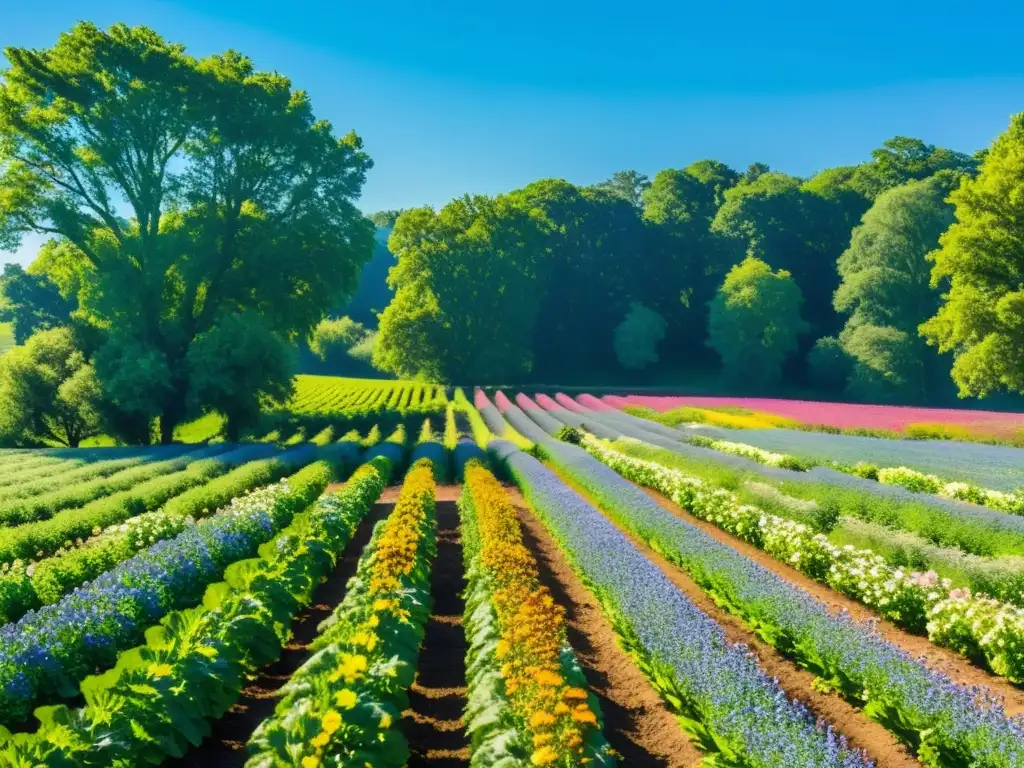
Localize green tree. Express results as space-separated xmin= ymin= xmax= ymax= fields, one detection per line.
xmin=807 ymin=336 xmax=854 ymax=393
xmin=707 ymin=257 xmax=808 ymax=386
xmin=591 ymin=170 xmax=651 ymax=208
xmin=835 ymin=173 xmax=959 ymax=400
xmin=613 ymin=302 xmax=666 ymax=370
xmin=367 ymin=209 xmax=405 ymax=228
xmin=187 ymin=311 xmax=295 ymax=440
xmin=374 ymin=198 xmax=542 ymax=382
xmin=0 ymin=23 xmax=374 ymax=441
xmin=0 ymin=327 xmax=102 ymax=446
xmin=0 ymin=262 xmax=74 ymax=343
xmin=711 ymin=172 xmax=851 ymax=337
xmin=510 ymin=180 xmax=642 ymax=378
xmin=849 ymin=136 xmax=978 ymax=199
xmin=921 ymin=114 xmax=1024 ymax=397
xmin=309 ymin=316 xmax=370 ymax=360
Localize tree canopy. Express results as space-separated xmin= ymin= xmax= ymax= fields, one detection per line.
xmin=707 ymin=257 xmax=808 ymax=385
xmin=0 ymin=22 xmax=374 ymax=440
xmin=921 ymin=114 xmax=1024 ymax=398
xmin=835 ymin=173 xmax=960 ymax=400
xmin=0 ymin=327 xmax=102 ymax=446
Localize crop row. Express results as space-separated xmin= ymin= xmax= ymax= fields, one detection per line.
xmin=287 ymin=376 xmax=448 ymax=418
xmin=0 ymin=443 xmax=340 ymax=626
xmin=248 ymin=457 xmax=436 ymax=767
xmin=459 ymin=458 xmax=613 ymax=767
xmin=562 ymin=396 xmax=1024 ymax=560
xmin=681 ymin=431 xmax=1024 ymax=516
xmin=583 ymin=434 xmax=1024 ymax=685
xmin=521 ymin=425 xmax=1024 ymax=766
xmin=0 ymin=443 xmax=289 ymax=567
xmin=490 ymin=438 xmax=871 ymax=767
xmin=0 ymin=445 xmax=228 ymax=526
xmin=0 ymin=457 xmax=390 ymax=765
xmin=0 ymin=458 xmax=335 ymax=725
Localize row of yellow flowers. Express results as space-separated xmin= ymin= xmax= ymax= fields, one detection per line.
xmin=460 ymin=460 xmax=614 ymax=766
xmin=247 ymin=458 xmax=438 ymax=768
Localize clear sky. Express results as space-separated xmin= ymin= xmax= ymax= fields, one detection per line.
xmin=3 ymin=0 xmax=1023 ymax=266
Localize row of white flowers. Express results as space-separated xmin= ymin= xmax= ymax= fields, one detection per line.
xmin=584 ymin=435 xmax=1024 ymax=683
xmin=685 ymin=434 xmax=1024 ymax=515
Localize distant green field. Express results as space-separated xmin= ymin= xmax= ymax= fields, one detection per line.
xmin=0 ymin=322 xmax=14 ymax=357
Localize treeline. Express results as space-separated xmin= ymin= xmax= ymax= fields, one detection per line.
xmin=367 ymin=127 xmax=1023 ymax=405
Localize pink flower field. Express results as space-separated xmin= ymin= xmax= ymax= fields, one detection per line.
xmin=603 ymin=394 xmax=1024 ymax=436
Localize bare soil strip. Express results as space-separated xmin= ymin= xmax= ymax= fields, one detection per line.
xmin=166 ymin=497 xmax=395 ymax=767
xmin=402 ymin=498 xmax=471 ymax=766
xmin=634 ymin=482 xmax=1024 ymax=716
xmin=541 ymin=470 xmax=919 ymax=768
xmin=507 ymin=486 xmax=705 ymax=767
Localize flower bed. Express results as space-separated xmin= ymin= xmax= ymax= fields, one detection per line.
xmin=247 ymin=458 xmax=436 ymax=767
xmin=584 ymin=436 xmax=1024 ymax=683
xmin=459 ymin=459 xmax=613 ymax=767
xmin=0 ymin=458 xmax=389 ymax=765
xmin=492 ymin=439 xmax=871 ymax=767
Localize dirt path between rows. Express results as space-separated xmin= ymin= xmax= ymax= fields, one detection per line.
xmin=544 ymin=468 xmax=919 ymax=768
xmin=505 ymin=485 xmax=704 ymax=767
xmin=166 ymin=497 xmax=395 ymax=766
xmin=634 ymin=482 xmax=1024 ymax=716
xmin=401 ymin=498 xmax=471 ymax=767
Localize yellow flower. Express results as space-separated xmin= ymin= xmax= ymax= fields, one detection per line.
xmin=310 ymin=732 xmax=330 ymax=748
xmin=330 ymin=653 xmax=368 ymax=684
xmin=148 ymin=663 xmax=173 ymax=678
xmin=379 ymin=712 xmax=393 ymax=729
xmin=534 ymin=670 xmax=563 ymax=687
xmin=529 ymin=711 xmax=557 ymax=728
xmin=335 ymin=689 xmax=358 ymax=709
xmin=321 ymin=710 xmax=343 ymax=735
xmin=301 ymin=757 xmax=320 ymax=768
xmin=531 ymin=746 xmax=558 ymax=765
xmin=571 ymin=706 xmax=598 ymax=725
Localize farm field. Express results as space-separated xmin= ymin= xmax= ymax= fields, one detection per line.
xmin=610 ymin=394 xmax=1024 ymax=442
xmin=0 ymin=375 xmax=1022 ymax=768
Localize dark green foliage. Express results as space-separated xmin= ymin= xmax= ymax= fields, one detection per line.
xmin=556 ymin=425 xmax=584 ymax=444
xmin=0 ymin=263 xmax=74 ymax=344
xmin=807 ymin=337 xmax=854 ymax=393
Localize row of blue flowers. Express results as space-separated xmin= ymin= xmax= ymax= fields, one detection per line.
xmin=506 ymin=402 xmax=1024 ymax=768
xmin=0 ymin=459 xmax=332 ymax=726
xmin=490 ymin=439 xmax=872 ymax=768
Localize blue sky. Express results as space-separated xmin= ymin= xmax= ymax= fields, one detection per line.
xmin=3 ymin=0 xmax=1023 ymax=266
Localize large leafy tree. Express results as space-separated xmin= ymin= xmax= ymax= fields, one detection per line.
xmin=707 ymin=256 xmax=808 ymax=386
xmin=921 ymin=114 xmax=1024 ymax=397
xmin=0 ymin=327 xmax=102 ymax=447
xmin=834 ymin=173 xmax=960 ymax=401
xmin=374 ymin=198 xmax=542 ymax=382
xmin=0 ymin=23 xmax=374 ymax=441
xmin=711 ymin=172 xmax=852 ymax=337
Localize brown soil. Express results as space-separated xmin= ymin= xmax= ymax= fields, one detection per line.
xmin=506 ymin=486 xmax=704 ymax=767
xmin=401 ymin=499 xmax=471 ymax=766
xmin=635 ymin=483 xmax=1024 ymax=717
xmin=165 ymin=498 xmax=395 ymax=766
xmin=542 ymin=470 xmax=920 ymax=768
